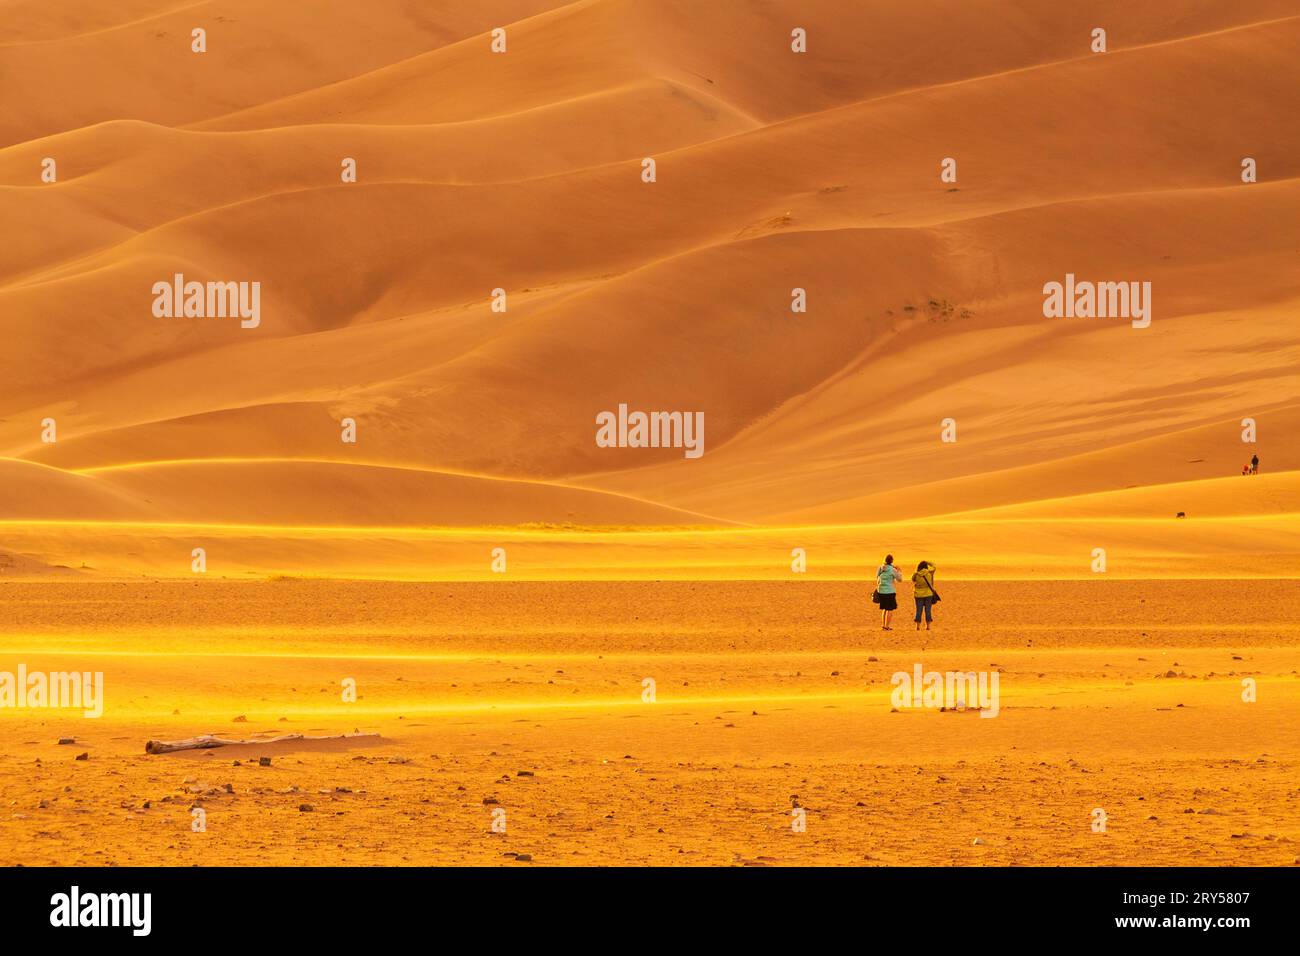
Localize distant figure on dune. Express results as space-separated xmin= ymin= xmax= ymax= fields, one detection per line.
xmin=912 ymin=561 xmax=939 ymax=630
xmin=1251 ymin=453 xmax=1260 ymax=475
xmin=874 ymin=554 xmax=902 ymax=630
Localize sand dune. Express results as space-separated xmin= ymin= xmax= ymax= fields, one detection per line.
xmin=0 ymin=0 xmax=574 ymax=144
xmin=50 ymin=458 xmax=726 ymax=526
xmin=1 ymin=0 xmax=1296 ymax=574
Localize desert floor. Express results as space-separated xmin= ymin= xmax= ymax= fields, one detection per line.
xmin=2 ymin=578 xmax=1296 ymax=866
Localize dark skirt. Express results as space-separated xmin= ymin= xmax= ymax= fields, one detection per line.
xmin=877 ymin=592 xmax=898 ymax=611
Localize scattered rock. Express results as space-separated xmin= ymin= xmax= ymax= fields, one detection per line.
xmin=57 ymin=738 xmax=75 ymax=745
xmin=299 ymin=804 xmax=314 ymax=812
xmin=258 ymin=757 xmax=272 ymax=767
xmin=74 ymin=752 xmax=88 ymax=761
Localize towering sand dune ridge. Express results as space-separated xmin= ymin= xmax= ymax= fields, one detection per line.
xmin=186 ymin=0 xmax=1300 ymax=131
xmin=11 ymin=183 xmax=1293 ymax=492
xmin=5 ymin=11 xmax=1297 ymax=288
xmin=0 ymin=0 xmax=1295 ymax=570
xmin=0 ymin=0 xmax=574 ymax=144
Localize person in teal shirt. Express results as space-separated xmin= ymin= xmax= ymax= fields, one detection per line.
xmin=876 ymin=554 xmax=903 ymax=630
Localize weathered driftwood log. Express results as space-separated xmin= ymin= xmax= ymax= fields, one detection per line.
xmin=145 ymin=731 xmax=378 ymax=755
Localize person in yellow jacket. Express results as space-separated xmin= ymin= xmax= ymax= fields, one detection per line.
xmin=912 ymin=560 xmax=938 ymax=630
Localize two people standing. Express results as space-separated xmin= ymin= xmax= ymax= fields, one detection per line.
xmin=874 ymin=555 xmax=939 ymax=631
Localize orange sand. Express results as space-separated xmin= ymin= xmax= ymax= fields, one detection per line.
xmin=1 ymin=2 xmax=1297 ymax=867
xmin=1 ymin=580 xmax=1297 ymax=866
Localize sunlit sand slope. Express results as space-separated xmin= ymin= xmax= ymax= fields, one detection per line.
xmin=2 ymin=472 xmax=1296 ymax=580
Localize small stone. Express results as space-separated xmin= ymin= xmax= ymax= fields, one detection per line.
xmin=75 ymin=752 xmax=88 ymax=761
xmin=971 ymin=837 xmax=985 ymax=846
xmin=233 ymin=715 xmax=247 ymax=722
xmin=299 ymin=804 xmax=314 ymax=812
xmin=258 ymin=757 xmax=271 ymax=767
xmin=57 ymin=737 xmax=75 ymax=745
xmin=514 ymin=853 xmax=532 ymax=862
